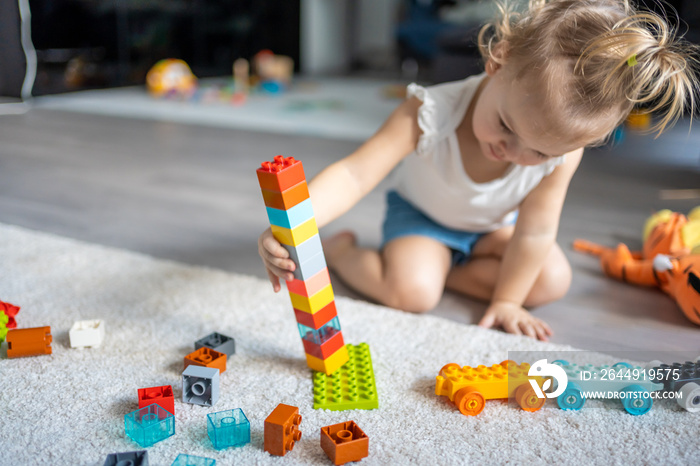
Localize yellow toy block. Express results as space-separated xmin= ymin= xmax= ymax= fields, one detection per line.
xmin=305 ymin=345 xmax=349 ymax=376
xmin=435 ymin=360 xmax=545 ymax=416
xmin=271 ymin=217 xmax=318 ymax=247
xmin=289 ymin=284 xmax=334 ymax=314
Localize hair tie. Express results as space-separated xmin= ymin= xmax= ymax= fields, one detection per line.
xmin=627 ymin=54 xmax=638 ymax=67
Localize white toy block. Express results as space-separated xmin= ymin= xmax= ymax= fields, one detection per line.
xmin=69 ymin=319 xmax=105 ymax=348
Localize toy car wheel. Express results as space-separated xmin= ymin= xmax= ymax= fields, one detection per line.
xmin=612 ymin=362 xmax=633 ymax=369
xmin=557 ymin=382 xmax=585 ymax=411
xmin=678 ymin=382 xmax=700 ymax=413
xmin=454 ymin=387 xmax=486 ymax=416
xmin=621 ymin=385 xmax=653 ymax=415
xmin=552 ymin=360 xmax=569 ymax=366
xmin=515 ymin=383 xmax=545 ymax=412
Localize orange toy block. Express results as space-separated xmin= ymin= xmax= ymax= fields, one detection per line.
xmin=256 ymin=156 xmax=306 ymax=192
xmin=301 ymin=326 xmax=345 ymax=360
xmin=264 ymin=403 xmax=302 ymax=456
xmin=286 ymin=267 xmax=331 ymax=297
xmin=261 ymin=181 xmax=309 ymax=211
xmin=320 ymin=421 xmax=369 ymax=465
xmin=294 ymin=301 xmax=338 ymax=330
xmin=6 ymin=326 xmax=52 ymax=358
xmin=184 ymin=347 xmax=227 ymax=374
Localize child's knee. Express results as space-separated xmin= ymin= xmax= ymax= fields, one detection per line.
xmin=526 ymin=252 xmax=572 ymax=307
xmin=382 ymin=277 xmax=442 ymax=313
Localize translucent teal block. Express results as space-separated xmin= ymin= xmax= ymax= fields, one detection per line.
xmin=171 ymin=453 xmax=216 ymax=466
xmin=124 ymin=403 xmax=175 ymax=447
xmin=298 ymin=316 xmax=340 ymax=345
xmin=207 ymin=408 xmax=250 ymax=450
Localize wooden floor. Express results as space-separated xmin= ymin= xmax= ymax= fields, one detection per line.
xmin=1 ymin=107 xmax=698 ymax=361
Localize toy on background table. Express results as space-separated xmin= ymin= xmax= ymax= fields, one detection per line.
xmin=146 ymin=59 xmax=198 ymax=99
xmin=207 ymin=408 xmax=251 ymax=450
xmin=573 ymin=207 xmax=700 ymax=325
xmin=256 ymin=155 xmax=349 ymax=375
xmin=435 ymin=360 xmax=546 ymax=416
xmin=124 ymin=403 xmax=175 ymax=448
xmin=312 ymin=343 xmax=378 ymax=411
xmin=69 ymin=319 xmax=105 ymax=348
xmin=6 ymin=326 xmax=52 ymax=358
xmin=264 ymin=403 xmax=302 ymax=456
xmin=103 ymin=450 xmax=148 ymax=466
xmin=320 ymin=421 xmax=369 ymax=465
xmin=253 ymin=50 xmax=294 ymax=94
xmin=551 ymin=360 xmax=663 ymax=415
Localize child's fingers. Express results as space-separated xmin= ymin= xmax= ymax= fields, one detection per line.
xmin=519 ymin=321 xmax=537 ymax=339
xmin=503 ymin=320 xmax=522 ymax=335
xmin=478 ymin=313 xmax=497 ymax=329
xmin=261 ymin=231 xmax=290 ymax=259
xmin=266 ymin=268 xmax=281 ymax=293
xmin=534 ymin=324 xmax=550 ymax=341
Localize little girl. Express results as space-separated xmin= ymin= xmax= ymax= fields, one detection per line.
xmin=259 ymin=0 xmax=698 ymax=340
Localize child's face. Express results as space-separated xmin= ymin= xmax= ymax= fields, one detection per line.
xmin=472 ymin=60 xmax=582 ymax=166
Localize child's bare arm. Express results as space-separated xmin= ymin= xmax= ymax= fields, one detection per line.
xmin=480 ymin=148 xmax=583 ymax=339
xmin=258 ymin=97 xmax=422 ymax=291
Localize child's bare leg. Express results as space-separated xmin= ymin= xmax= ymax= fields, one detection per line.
xmin=445 ymin=226 xmax=572 ymax=306
xmin=323 ymin=231 xmax=452 ymax=312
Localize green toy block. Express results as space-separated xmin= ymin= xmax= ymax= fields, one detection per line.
xmin=312 ymin=343 xmax=378 ymax=411
xmin=0 ymin=312 xmax=7 ymax=342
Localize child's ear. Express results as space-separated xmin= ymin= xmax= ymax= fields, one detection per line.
xmin=485 ymin=42 xmax=509 ymax=76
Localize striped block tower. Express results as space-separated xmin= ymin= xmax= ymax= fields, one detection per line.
xmin=257 ymin=155 xmax=349 ymax=375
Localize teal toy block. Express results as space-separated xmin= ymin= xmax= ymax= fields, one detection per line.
xmin=313 ymin=343 xmax=378 ymax=411
xmin=292 ymin=250 xmax=327 ymax=281
xmin=183 ymin=365 xmax=220 ymax=407
xmin=298 ymin=317 xmax=341 ymax=345
xmin=104 ymin=450 xmax=148 ymax=466
xmin=124 ymin=404 xmax=175 ymax=447
xmin=171 ymin=454 xmax=216 ymax=465
xmin=282 ymin=233 xmax=324 ymax=266
xmin=207 ymin=408 xmax=250 ymax=450
xmin=266 ymin=198 xmax=314 ymax=229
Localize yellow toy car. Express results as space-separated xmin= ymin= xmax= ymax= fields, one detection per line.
xmin=146 ymin=59 xmax=197 ymax=98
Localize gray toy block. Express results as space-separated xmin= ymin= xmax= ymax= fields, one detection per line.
xmin=282 ymin=233 xmax=324 ymax=265
xmin=104 ymin=450 xmax=148 ymax=466
xmin=182 ymin=365 xmax=220 ymax=407
xmin=195 ymin=332 xmax=236 ymax=356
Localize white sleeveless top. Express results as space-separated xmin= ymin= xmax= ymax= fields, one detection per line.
xmin=392 ymin=73 xmax=566 ymax=233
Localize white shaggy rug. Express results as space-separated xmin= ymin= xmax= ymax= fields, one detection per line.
xmin=0 ymin=223 xmax=698 ymax=466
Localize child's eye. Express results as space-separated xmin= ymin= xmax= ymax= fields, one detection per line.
xmin=499 ymin=118 xmax=512 ymax=134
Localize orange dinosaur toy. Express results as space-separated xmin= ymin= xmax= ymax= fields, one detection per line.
xmin=573 ymin=208 xmax=700 ymax=326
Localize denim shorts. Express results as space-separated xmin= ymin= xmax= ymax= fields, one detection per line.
xmin=381 ymin=190 xmax=486 ymax=266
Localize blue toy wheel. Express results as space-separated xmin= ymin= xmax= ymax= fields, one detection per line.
xmin=612 ymin=362 xmax=633 ymax=369
xmin=621 ymin=385 xmax=653 ymax=415
xmin=552 ymin=360 xmax=569 ymax=366
xmin=557 ymin=382 xmax=585 ymax=411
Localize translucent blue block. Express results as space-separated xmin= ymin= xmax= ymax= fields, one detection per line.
xmin=298 ymin=316 xmax=341 ymax=345
xmin=104 ymin=450 xmax=148 ymax=466
xmin=207 ymin=408 xmax=250 ymax=450
xmin=171 ymin=453 xmax=216 ymax=466
xmin=124 ymin=404 xmax=175 ymax=448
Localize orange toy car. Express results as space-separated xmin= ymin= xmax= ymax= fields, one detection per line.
xmin=574 ymin=207 xmax=700 ymax=326
xmin=435 ymin=360 xmax=546 ymax=416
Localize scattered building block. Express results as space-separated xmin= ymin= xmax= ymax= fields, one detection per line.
xmin=184 ymin=347 xmax=227 ymax=374
xmin=6 ymin=326 xmax=52 ymax=358
xmin=171 ymin=454 xmax=216 ymax=465
xmin=182 ymin=365 xmax=219 ymax=407
xmin=69 ymin=319 xmax=105 ymax=348
xmin=207 ymin=408 xmax=250 ymax=450
xmin=0 ymin=300 xmax=20 ymax=328
xmin=264 ymin=403 xmax=302 ymax=456
xmin=313 ymin=343 xmax=378 ymax=411
xmin=138 ymin=385 xmax=175 ymax=415
xmin=320 ymin=421 xmax=369 ymax=465
xmin=124 ymin=404 xmax=175 ymax=447
xmin=195 ymin=332 xmax=236 ymax=356
xmin=294 ymin=301 xmax=337 ymax=330
xmin=103 ymin=450 xmax=148 ymax=466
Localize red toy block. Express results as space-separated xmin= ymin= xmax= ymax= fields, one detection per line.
xmin=286 ymin=267 xmax=331 ymax=297
xmin=6 ymin=326 xmax=52 ymax=358
xmin=264 ymin=403 xmax=302 ymax=456
xmin=0 ymin=300 xmax=20 ymax=328
xmin=261 ymin=181 xmax=309 ymax=210
xmin=320 ymin=421 xmax=369 ymax=465
xmin=184 ymin=347 xmax=227 ymax=374
xmin=138 ymin=385 xmax=175 ymax=415
xmin=294 ymin=301 xmax=338 ymax=330
xmin=256 ymin=156 xmax=306 ymax=192
xmin=301 ymin=327 xmax=345 ymax=360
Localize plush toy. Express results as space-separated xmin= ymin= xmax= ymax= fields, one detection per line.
xmin=146 ymin=59 xmax=197 ymax=99
xmin=573 ymin=207 xmax=700 ymax=326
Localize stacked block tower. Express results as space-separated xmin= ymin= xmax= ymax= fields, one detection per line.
xmin=257 ymin=155 xmax=349 ymax=375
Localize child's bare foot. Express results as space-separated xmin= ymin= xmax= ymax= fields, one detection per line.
xmin=323 ymin=231 xmax=357 ymax=269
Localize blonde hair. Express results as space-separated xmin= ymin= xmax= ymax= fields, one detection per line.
xmin=478 ymin=0 xmax=700 ymax=142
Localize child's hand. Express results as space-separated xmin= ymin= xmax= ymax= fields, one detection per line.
xmin=257 ymin=227 xmax=296 ymax=292
xmin=478 ymin=301 xmax=553 ymax=341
